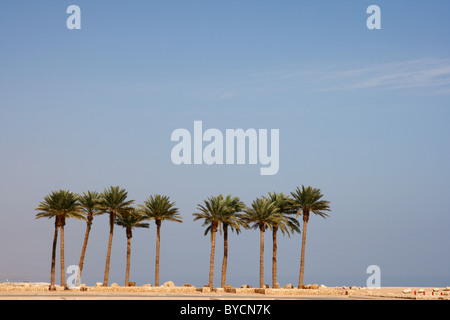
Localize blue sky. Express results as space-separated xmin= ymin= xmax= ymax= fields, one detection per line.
xmin=1 ymin=0 xmax=449 ymax=287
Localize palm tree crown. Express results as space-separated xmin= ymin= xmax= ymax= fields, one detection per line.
xmin=140 ymin=194 xmax=182 ymax=224
xmin=267 ymin=192 xmax=300 ymax=236
xmin=193 ymin=195 xmax=225 ymax=235
xmin=36 ymin=189 xmax=84 ymax=222
xmin=116 ymin=207 xmax=150 ymax=238
xmin=78 ymin=191 xmax=102 ymax=221
xmin=243 ymin=197 xmax=282 ymax=231
xmin=290 ymin=186 xmax=330 ymax=222
xmin=100 ymin=186 xmax=134 ymax=225
xmin=218 ymin=194 xmax=246 ymax=233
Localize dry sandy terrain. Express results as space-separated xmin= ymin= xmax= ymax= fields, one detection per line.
xmin=1 ymin=282 xmax=449 ymax=300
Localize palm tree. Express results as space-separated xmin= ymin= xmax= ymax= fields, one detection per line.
xmin=267 ymin=192 xmax=300 ymax=288
xmin=35 ymin=190 xmax=84 ymax=290
xmin=99 ymin=186 xmax=134 ymax=286
xmin=291 ymin=185 xmax=331 ymax=288
xmin=218 ymin=194 xmax=246 ymax=288
xmin=77 ymin=191 xmax=102 ymax=285
xmin=139 ymin=194 xmax=182 ymax=286
xmin=193 ymin=195 xmax=227 ymax=290
xmin=242 ymin=197 xmax=283 ymax=288
xmin=115 ymin=207 xmax=149 ymax=286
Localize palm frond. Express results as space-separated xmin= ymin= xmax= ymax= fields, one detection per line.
xmin=139 ymin=194 xmax=182 ymax=223
xmin=99 ymin=186 xmax=135 ymax=214
xmin=115 ymin=207 xmax=150 ymax=229
xmin=78 ymin=191 xmax=103 ymax=217
xmin=35 ymin=189 xmax=83 ymax=220
xmin=241 ymin=196 xmax=283 ymax=231
xmin=291 ymin=185 xmax=331 ymax=219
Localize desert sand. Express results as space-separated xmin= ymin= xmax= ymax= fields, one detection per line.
xmin=1 ymin=282 xmax=449 ymax=300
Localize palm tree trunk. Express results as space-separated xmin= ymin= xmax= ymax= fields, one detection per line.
xmin=272 ymin=227 xmax=277 ymax=288
xmin=50 ymin=224 xmax=59 ymax=290
xmin=298 ymin=215 xmax=309 ymax=288
xmin=125 ymin=233 xmax=131 ymax=286
xmin=221 ymin=225 xmax=229 ymax=288
xmin=103 ymin=211 xmax=115 ymax=286
xmin=77 ymin=218 xmax=92 ymax=285
xmin=60 ymin=225 xmax=65 ymax=287
xmin=155 ymin=220 xmax=161 ymax=287
xmin=259 ymin=226 xmax=264 ymax=288
xmin=208 ymin=228 xmax=216 ymax=291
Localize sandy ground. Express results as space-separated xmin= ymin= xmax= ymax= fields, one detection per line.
xmin=0 ymin=283 xmax=449 ymax=300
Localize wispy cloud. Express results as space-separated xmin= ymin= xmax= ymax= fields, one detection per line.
xmin=315 ymin=59 xmax=450 ymax=92
xmin=217 ymin=90 xmax=236 ymax=100
xmin=124 ymin=58 xmax=450 ymax=100
xmin=238 ymin=58 xmax=450 ymax=94
xmin=191 ymin=88 xmax=237 ymax=100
